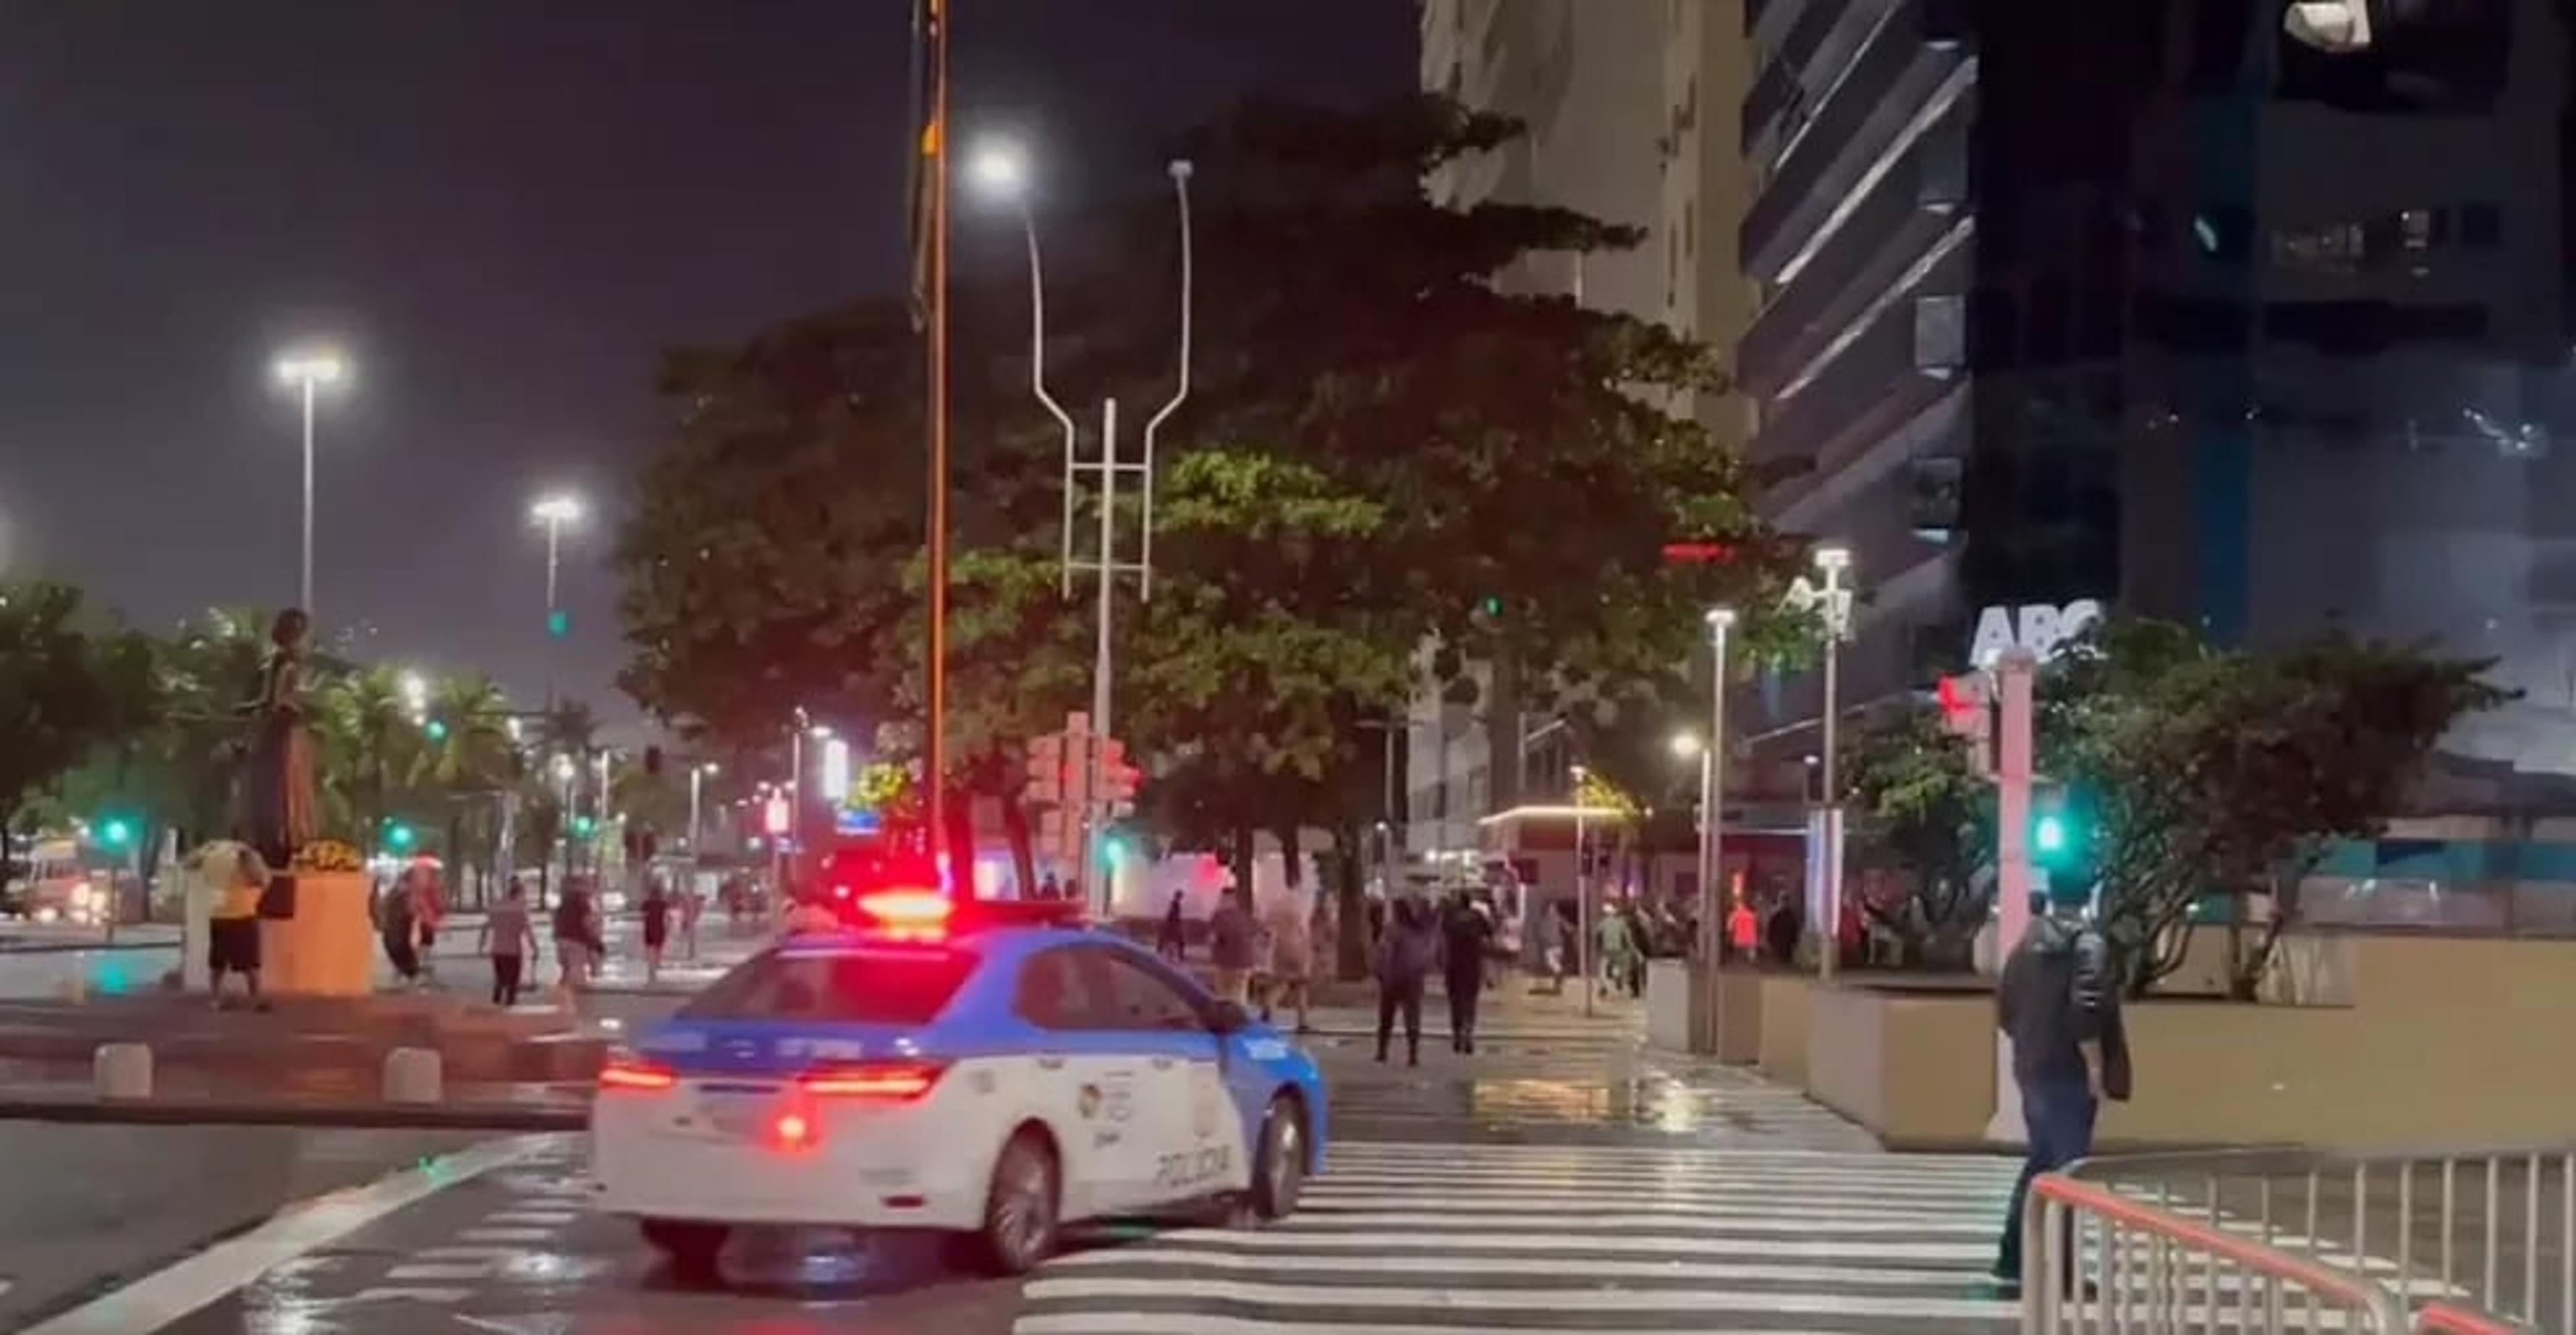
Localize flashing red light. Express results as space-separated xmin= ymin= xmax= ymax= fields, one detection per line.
xmin=598 ymin=1053 xmax=677 ymax=1092
xmin=858 ymin=889 xmax=953 ymax=924
xmin=800 ymin=1059 xmax=948 ymax=1101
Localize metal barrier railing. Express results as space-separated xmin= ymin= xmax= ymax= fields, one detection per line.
xmin=2410 ymin=1301 xmax=2533 ymax=1333
xmin=2063 ymin=1143 xmax=2576 ymax=1332
xmin=2026 ymin=1173 xmax=2410 ymax=1332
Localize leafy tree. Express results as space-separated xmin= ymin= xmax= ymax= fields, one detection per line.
xmin=2045 ymin=621 xmax=2508 ymax=996
xmin=612 ymin=96 xmax=1796 ymax=906
xmin=0 ymin=584 xmax=140 ymax=874
xmin=1838 ymin=702 xmax=1992 ymax=969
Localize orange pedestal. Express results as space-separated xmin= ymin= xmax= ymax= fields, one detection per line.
xmin=258 ymin=871 xmax=374 ymax=997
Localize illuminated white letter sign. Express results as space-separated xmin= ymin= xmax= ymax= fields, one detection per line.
xmin=1970 ymin=600 xmax=2103 ymax=667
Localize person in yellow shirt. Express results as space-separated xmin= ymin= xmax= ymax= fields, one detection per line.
xmin=207 ymin=843 xmax=270 ymax=1012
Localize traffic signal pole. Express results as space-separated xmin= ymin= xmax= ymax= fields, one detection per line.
xmin=1984 ymin=648 xmax=2039 ymax=1145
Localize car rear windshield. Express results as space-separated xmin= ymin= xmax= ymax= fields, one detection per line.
xmin=678 ymin=948 xmax=977 ymax=1025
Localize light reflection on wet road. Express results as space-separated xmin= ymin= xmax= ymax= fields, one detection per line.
xmin=46 ymin=1009 xmax=1888 ymax=1333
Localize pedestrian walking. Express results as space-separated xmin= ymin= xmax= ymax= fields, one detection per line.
xmin=1529 ymin=897 xmax=1564 ymax=995
xmin=1439 ymin=889 xmax=1494 ymax=1053
xmin=479 ymin=882 xmax=538 ymax=1006
xmin=678 ymin=879 xmax=703 ymax=960
xmin=1157 ymin=891 xmax=1187 ymax=960
xmin=1371 ymin=896 xmax=1438 ymax=1066
xmin=1208 ymin=887 xmax=1256 ymax=1005
xmin=1596 ymin=901 xmax=1638 ymax=1001
xmin=1990 ymin=879 xmax=2131 ymax=1298
xmin=380 ymin=875 xmax=421 ymax=985
xmin=409 ymin=857 xmax=446 ymax=985
xmin=1726 ymin=894 xmax=1759 ymax=962
xmin=552 ymin=880 xmax=602 ymax=999
xmin=1261 ymin=890 xmax=1314 ymax=1033
xmin=640 ymin=877 xmax=673 ymax=985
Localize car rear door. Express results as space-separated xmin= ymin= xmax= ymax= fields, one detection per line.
xmin=1010 ymin=945 xmax=1154 ymax=1218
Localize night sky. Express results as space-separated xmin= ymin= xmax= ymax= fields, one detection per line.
xmin=0 ymin=1 xmax=1415 ymax=739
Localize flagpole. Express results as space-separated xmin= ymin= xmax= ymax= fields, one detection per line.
xmin=924 ymin=0 xmax=953 ymax=888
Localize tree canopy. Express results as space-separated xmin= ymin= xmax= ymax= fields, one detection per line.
xmin=614 ymin=95 xmax=1794 ymax=890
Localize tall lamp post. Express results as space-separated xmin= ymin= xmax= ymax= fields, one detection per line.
xmin=530 ymin=493 xmax=582 ymax=708
xmin=1699 ymin=606 xmax=1736 ymax=1049
xmin=1787 ymin=545 xmax=1856 ymax=982
xmin=688 ymin=762 xmax=718 ymax=870
xmin=273 ymin=351 xmax=346 ymax=615
xmin=973 ymin=139 xmax=1195 ymax=913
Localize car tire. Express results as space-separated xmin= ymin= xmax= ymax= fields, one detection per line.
xmin=973 ymin=1128 xmax=1061 ymax=1277
xmin=1248 ymin=1093 xmax=1306 ymax=1221
xmin=639 ymin=1218 xmax=728 ymax=1281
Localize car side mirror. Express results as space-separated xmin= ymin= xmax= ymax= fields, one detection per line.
xmin=1208 ymin=1000 xmax=1250 ymax=1034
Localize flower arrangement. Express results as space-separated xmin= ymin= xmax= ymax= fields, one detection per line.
xmin=291 ymin=840 xmax=363 ymax=873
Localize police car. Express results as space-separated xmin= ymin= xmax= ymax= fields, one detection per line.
xmin=590 ymin=889 xmax=1327 ymax=1277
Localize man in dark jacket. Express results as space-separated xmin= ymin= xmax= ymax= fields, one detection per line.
xmin=1438 ymin=891 xmax=1493 ymax=1053
xmin=1991 ymin=880 xmax=2131 ymax=1295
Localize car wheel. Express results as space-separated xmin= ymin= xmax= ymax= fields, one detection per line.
xmin=639 ymin=1219 xmax=728 ymax=1281
xmin=1249 ymin=1093 xmax=1305 ymax=1221
xmin=975 ymin=1129 xmax=1061 ymax=1276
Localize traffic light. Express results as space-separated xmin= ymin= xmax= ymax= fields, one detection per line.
xmin=2031 ymin=787 xmax=2093 ymax=876
xmin=99 ymin=817 xmax=135 ymax=849
xmin=546 ymin=608 xmax=571 ymax=639
xmin=571 ymin=813 xmax=596 ymax=838
xmin=1028 ymin=734 xmax=1065 ymax=806
xmin=385 ymin=821 xmax=416 ymax=851
xmin=1097 ymin=738 xmax=1140 ymax=814
xmin=1936 ymin=674 xmax=1992 ymax=776
xmin=1100 ymin=833 xmax=1130 ymax=867
xmin=423 ymin=718 xmax=449 ymax=742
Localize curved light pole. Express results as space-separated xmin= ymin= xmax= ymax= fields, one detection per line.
xmin=274 ymin=350 xmax=346 ymax=615
xmin=967 ymin=139 xmax=1079 ymax=596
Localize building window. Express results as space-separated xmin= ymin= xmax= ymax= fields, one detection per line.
xmin=2462 ymin=204 xmax=2502 ymax=248
xmin=2271 ymin=222 xmax=2366 ymax=273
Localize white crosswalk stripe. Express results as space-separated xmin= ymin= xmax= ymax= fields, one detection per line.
xmin=1015 ymin=1140 xmax=2024 ymax=1334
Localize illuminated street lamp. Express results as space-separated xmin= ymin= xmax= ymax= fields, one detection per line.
xmin=273 ymin=349 xmax=347 ymax=615
xmin=530 ymin=492 xmax=583 ymax=704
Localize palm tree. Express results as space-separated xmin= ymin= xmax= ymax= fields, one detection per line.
xmin=421 ymin=672 xmax=517 ymax=902
xmin=313 ymin=665 xmax=421 ymax=845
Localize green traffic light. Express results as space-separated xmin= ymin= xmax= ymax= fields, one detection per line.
xmin=2035 ymin=814 xmax=2067 ymax=855
xmin=546 ymin=608 xmax=572 ymax=639
xmin=424 ymin=718 xmax=449 ymax=741
xmin=386 ymin=823 xmax=416 ymax=850
xmin=100 ymin=818 xmax=133 ymax=847
xmin=572 ymin=814 xmax=595 ymax=837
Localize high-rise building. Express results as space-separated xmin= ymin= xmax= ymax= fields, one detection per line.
xmin=1734 ymin=0 xmax=2574 ymax=786
xmin=1406 ymin=1 xmax=1762 ymax=861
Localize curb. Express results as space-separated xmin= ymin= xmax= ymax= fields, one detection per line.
xmin=0 ymin=1097 xmax=588 ymax=1132
xmin=0 ymin=939 xmax=183 ymax=956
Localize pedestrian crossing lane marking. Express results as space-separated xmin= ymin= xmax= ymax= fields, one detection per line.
xmin=1014 ymin=1140 xmax=2022 ymax=1334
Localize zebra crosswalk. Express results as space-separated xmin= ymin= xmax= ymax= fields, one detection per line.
xmin=1015 ymin=1139 xmax=2023 ymax=1334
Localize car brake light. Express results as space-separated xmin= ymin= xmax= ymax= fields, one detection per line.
xmin=771 ymin=1110 xmax=816 ymax=1151
xmin=598 ymin=1053 xmax=677 ymax=1092
xmin=799 ymin=1059 xmax=948 ymax=1101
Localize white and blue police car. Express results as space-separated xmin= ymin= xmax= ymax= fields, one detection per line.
xmin=591 ymin=890 xmax=1327 ymax=1277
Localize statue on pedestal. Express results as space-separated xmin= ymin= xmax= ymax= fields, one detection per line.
xmin=238 ymin=608 xmax=317 ymax=871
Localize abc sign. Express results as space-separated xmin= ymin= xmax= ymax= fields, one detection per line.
xmin=1969 ymin=600 xmax=2103 ymax=668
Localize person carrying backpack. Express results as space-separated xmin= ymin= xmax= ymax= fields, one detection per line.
xmin=1990 ymin=879 xmax=2133 ymax=1298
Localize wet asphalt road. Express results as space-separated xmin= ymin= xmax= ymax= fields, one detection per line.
xmin=0 ymin=985 xmax=1929 ymax=1334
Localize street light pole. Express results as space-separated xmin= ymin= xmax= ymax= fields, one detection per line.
xmin=299 ymin=376 xmax=316 ymax=614
xmin=273 ymin=352 xmax=344 ymax=615
xmin=1699 ymin=606 xmax=1736 ymax=1052
xmin=1572 ymin=764 xmax=1593 ymax=1019
xmin=1812 ymin=545 xmax=1854 ymax=984
xmin=529 ymin=494 xmax=582 ymax=710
